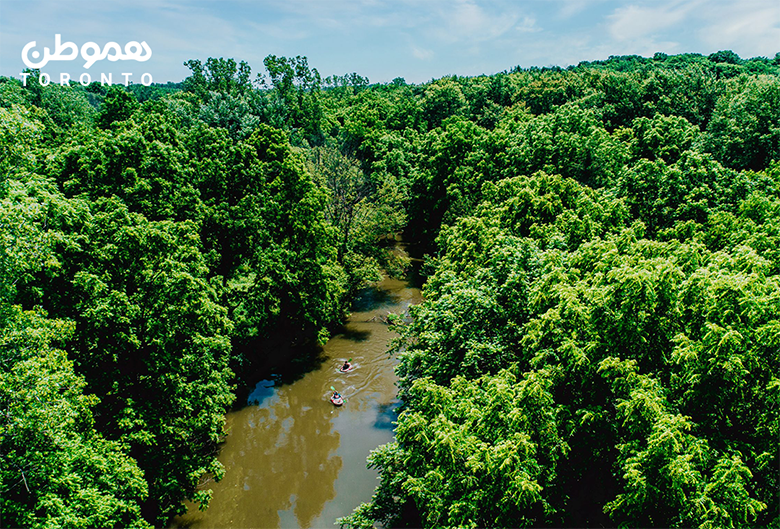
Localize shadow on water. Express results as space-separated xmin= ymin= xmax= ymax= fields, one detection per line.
xmin=231 ymin=271 xmax=418 ymax=409
xmin=350 ymin=284 xmax=398 ymax=312
xmin=231 ymin=340 xmax=329 ymax=410
xmin=174 ymin=518 xmax=197 ymax=529
xmin=246 ymin=379 xmax=275 ymax=406
xmin=338 ymin=327 xmax=372 ymax=342
xmin=374 ymin=401 xmax=401 ymax=430
xmin=282 ymin=347 xmax=328 ymax=381
xmin=173 ymin=240 xmax=425 ymax=529
xmin=406 ymin=261 xmax=426 ymax=290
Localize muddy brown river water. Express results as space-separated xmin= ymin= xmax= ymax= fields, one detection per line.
xmin=173 ymin=258 xmax=421 ymax=529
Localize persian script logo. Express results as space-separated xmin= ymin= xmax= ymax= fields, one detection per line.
xmin=21 ymin=34 xmax=153 ymax=86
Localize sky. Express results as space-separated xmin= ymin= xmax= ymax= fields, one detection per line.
xmin=1 ymin=0 xmax=779 ymax=85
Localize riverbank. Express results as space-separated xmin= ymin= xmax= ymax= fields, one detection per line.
xmin=172 ymin=251 xmax=421 ymax=528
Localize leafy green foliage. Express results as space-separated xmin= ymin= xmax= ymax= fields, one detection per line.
xmin=0 ymin=104 xmax=44 ymax=179
xmin=335 ymin=52 xmax=780 ymax=529
xmin=704 ymin=76 xmax=780 ymax=170
xmin=261 ymin=55 xmax=324 ymax=143
xmin=97 ymin=86 xmax=139 ymax=129
xmin=347 ymin=169 xmax=778 ymax=527
xmin=3 ymin=50 xmax=780 ymax=528
xmin=59 ymin=199 xmax=234 ymax=522
xmin=0 ymin=308 xmax=150 ymax=529
xmin=183 ymin=57 xmax=253 ymax=97
xmin=1 ymin=51 xmax=405 ymax=526
xmin=305 ymin=142 xmax=407 ymax=292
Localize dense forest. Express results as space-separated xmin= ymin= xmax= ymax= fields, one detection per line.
xmin=1 ymin=50 xmax=779 ymax=528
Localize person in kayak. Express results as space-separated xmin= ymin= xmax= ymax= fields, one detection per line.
xmin=341 ymin=360 xmax=352 ymax=371
xmin=330 ymin=385 xmax=344 ymax=405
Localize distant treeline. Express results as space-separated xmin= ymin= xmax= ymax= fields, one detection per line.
xmin=1 ymin=50 xmax=778 ymax=528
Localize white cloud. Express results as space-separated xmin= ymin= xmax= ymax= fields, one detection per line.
xmin=697 ymin=1 xmax=780 ymax=57
xmin=558 ymin=0 xmax=600 ymax=18
xmin=239 ymin=0 xmax=410 ymax=31
xmin=412 ymin=46 xmax=434 ymax=60
xmin=607 ymin=0 xmax=703 ymax=42
xmin=248 ymin=21 xmax=311 ymax=41
xmin=602 ymin=0 xmax=779 ymax=59
xmin=210 ymin=0 xmax=527 ymax=41
xmin=3 ymin=0 xmax=779 ymax=84
xmin=434 ymin=0 xmax=522 ymax=42
xmin=516 ymin=16 xmax=540 ymax=33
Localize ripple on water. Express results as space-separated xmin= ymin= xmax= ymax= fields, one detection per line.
xmin=171 ymin=262 xmax=422 ymax=529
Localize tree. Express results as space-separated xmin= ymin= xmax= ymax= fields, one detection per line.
xmin=262 ymin=55 xmax=323 ymax=143
xmin=420 ymin=78 xmax=466 ymax=129
xmin=0 ymin=105 xmax=44 ymax=180
xmin=704 ymin=76 xmax=780 ymax=170
xmin=306 ymin=142 xmax=405 ymax=278
xmin=183 ymin=57 xmax=252 ymax=98
xmin=1 ymin=177 xmax=148 ymax=528
xmin=97 ymin=86 xmax=139 ymax=129
xmin=0 ymin=308 xmax=150 ymax=529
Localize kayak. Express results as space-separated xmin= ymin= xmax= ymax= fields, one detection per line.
xmin=330 ymin=395 xmax=344 ymax=406
xmin=339 ymin=365 xmax=354 ymax=373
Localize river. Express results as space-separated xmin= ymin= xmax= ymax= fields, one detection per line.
xmin=173 ymin=250 xmax=421 ymax=528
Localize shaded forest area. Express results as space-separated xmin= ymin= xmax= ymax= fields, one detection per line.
xmin=1 ymin=50 xmax=779 ymax=528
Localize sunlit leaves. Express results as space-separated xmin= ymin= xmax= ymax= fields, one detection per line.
xmin=0 ymin=308 xmax=149 ymax=528
xmin=349 ymin=371 xmax=561 ymax=528
xmin=705 ymin=76 xmax=780 ymax=171
xmin=358 ymin=164 xmax=777 ymax=527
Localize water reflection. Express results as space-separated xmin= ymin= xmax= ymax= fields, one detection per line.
xmin=247 ymin=380 xmax=275 ymax=406
xmin=173 ymin=259 xmax=421 ymax=529
xmin=373 ymin=402 xmax=401 ymax=430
